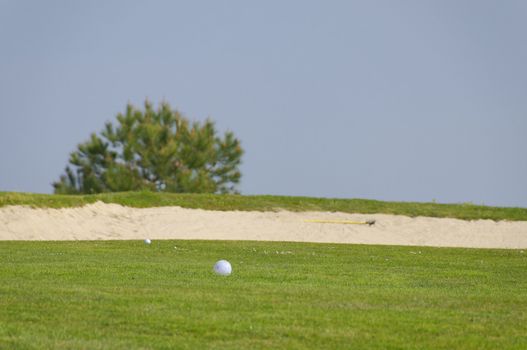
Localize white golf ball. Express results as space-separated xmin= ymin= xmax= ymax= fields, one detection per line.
xmin=144 ymin=239 xmax=151 ymax=244
xmin=213 ymin=260 xmax=232 ymax=276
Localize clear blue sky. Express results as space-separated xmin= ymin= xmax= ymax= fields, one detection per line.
xmin=1 ymin=1 xmax=526 ymax=207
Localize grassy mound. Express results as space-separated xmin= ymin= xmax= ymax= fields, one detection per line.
xmin=1 ymin=191 xmax=526 ymax=221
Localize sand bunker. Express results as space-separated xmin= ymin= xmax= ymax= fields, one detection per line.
xmin=1 ymin=201 xmax=526 ymax=248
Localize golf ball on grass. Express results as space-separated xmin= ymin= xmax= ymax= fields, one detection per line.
xmin=214 ymin=260 xmax=232 ymax=276
xmin=144 ymin=239 xmax=151 ymax=244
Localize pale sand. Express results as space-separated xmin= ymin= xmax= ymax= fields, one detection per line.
xmin=0 ymin=201 xmax=526 ymax=248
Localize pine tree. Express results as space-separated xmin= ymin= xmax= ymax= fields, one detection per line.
xmin=53 ymin=101 xmax=243 ymax=194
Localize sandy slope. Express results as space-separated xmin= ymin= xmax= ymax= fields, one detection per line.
xmin=0 ymin=201 xmax=526 ymax=248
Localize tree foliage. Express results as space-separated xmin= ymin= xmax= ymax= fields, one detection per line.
xmin=53 ymin=101 xmax=243 ymax=194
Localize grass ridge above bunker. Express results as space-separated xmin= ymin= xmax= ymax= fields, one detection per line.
xmin=1 ymin=191 xmax=527 ymax=222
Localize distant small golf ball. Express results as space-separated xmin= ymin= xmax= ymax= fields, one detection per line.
xmin=144 ymin=239 xmax=151 ymax=244
xmin=213 ymin=260 xmax=232 ymax=276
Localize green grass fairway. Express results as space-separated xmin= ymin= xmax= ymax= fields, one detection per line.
xmin=2 ymin=191 xmax=527 ymax=221
xmin=1 ymin=240 xmax=526 ymax=349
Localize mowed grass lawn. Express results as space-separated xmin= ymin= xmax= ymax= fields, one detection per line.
xmin=0 ymin=240 xmax=526 ymax=349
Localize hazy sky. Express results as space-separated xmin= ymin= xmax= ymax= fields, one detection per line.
xmin=1 ymin=1 xmax=526 ymax=207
